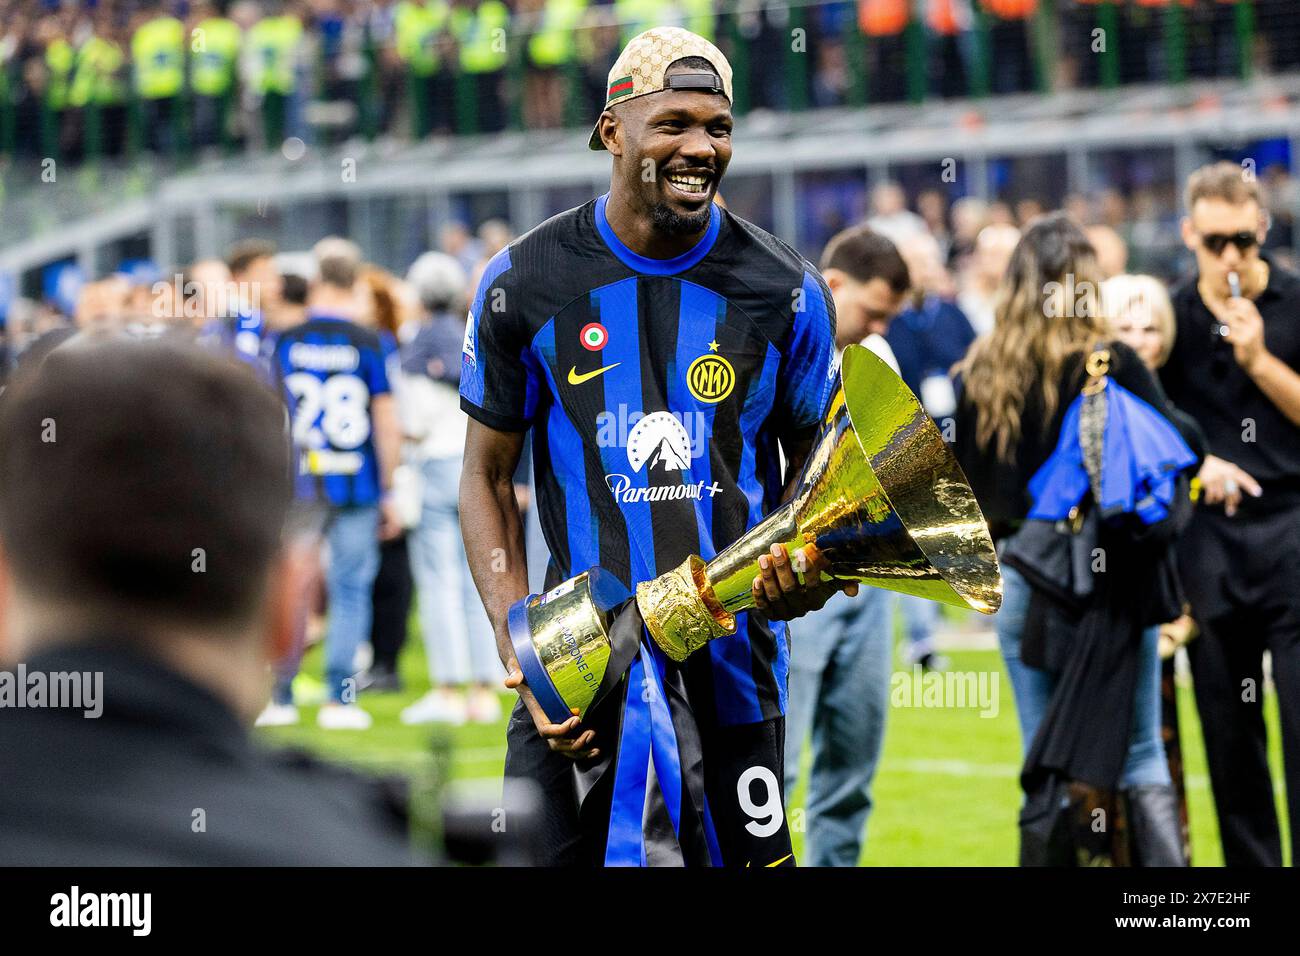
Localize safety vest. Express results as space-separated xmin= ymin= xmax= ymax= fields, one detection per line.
xmin=452 ymin=1 xmax=510 ymax=74
xmin=190 ymin=17 xmax=242 ymax=97
xmin=45 ymin=38 xmax=75 ymax=110
xmin=247 ymin=15 xmax=303 ymax=95
xmin=396 ymin=0 xmax=450 ymax=76
xmin=860 ymin=0 xmax=909 ymax=37
xmin=69 ymin=35 xmax=127 ymax=108
xmin=528 ymin=0 xmax=588 ymax=67
xmin=613 ymin=0 xmax=714 ymax=44
xmin=131 ymin=16 xmax=185 ymax=99
xmin=980 ymin=0 xmax=1037 ymax=18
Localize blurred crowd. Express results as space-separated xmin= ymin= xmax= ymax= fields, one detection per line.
xmin=4 ymin=218 xmax=522 ymax=729
xmin=789 ymin=158 xmax=1300 ymax=869
xmin=4 ymin=0 xmax=1300 ymax=161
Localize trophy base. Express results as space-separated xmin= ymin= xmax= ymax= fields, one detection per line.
xmin=507 ymin=569 xmax=629 ymax=725
xmin=507 ymin=598 xmax=573 ymax=725
xmin=636 ymin=555 xmax=737 ymax=662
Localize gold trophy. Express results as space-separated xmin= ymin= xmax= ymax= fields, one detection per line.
xmin=508 ymin=345 xmax=1002 ymax=724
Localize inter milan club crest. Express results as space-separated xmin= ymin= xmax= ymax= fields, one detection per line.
xmin=687 ymin=340 xmax=735 ymax=403
xmin=580 ymin=322 xmax=609 ymax=351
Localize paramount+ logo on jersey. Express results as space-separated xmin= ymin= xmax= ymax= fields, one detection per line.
xmin=597 ymin=405 xmax=722 ymax=503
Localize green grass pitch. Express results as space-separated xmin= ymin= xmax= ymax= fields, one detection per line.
xmin=257 ymin=621 xmax=1289 ymax=866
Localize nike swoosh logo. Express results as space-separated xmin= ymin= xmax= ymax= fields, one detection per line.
xmin=567 ymin=363 xmax=621 ymax=385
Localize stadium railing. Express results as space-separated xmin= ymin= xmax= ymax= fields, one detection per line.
xmin=4 ymin=0 xmax=1295 ymax=171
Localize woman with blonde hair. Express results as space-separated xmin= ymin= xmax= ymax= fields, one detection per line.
xmin=953 ymin=214 xmax=1195 ymax=866
xmin=1103 ymin=274 xmax=1176 ymax=370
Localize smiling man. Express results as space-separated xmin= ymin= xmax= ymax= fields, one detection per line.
xmin=459 ymin=27 xmax=852 ymax=866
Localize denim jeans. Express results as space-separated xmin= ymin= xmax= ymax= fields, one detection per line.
xmin=997 ymin=564 xmax=1169 ymax=787
xmin=408 ymin=456 xmax=498 ymax=686
xmin=324 ymin=505 xmax=381 ymax=703
xmin=900 ymin=593 xmax=939 ymax=661
xmin=784 ymin=587 xmax=896 ymax=866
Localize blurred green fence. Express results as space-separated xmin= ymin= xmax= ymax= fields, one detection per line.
xmin=0 ymin=0 xmax=1284 ymax=169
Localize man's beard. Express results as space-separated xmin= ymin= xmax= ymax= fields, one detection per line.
xmin=651 ymin=201 xmax=712 ymax=237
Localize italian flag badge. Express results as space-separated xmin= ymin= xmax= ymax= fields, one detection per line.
xmin=580 ymin=322 xmax=609 ymax=351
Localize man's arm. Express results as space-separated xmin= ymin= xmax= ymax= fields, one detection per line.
xmin=371 ymin=393 xmax=401 ymax=492
xmin=1225 ymin=297 xmax=1300 ymax=426
xmin=459 ymin=419 xmax=598 ymax=759
xmin=1246 ymin=352 xmax=1300 ymax=427
xmin=370 ymin=393 xmax=403 ymax=539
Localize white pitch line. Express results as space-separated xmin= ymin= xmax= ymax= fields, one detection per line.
xmin=300 ymin=747 xmax=1287 ymax=798
xmin=886 ymin=757 xmax=1019 ymax=779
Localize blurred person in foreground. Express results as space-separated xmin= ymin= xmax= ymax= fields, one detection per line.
xmin=0 ymin=340 xmax=416 ymax=864
xmin=398 ymin=251 xmax=501 ymax=725
xmin=783 ymin=225 xmax=910 ymax=866
xmin=263 ymin=237 xmax=402 ymax=730
xmin=954 ymin=214 xmax=1196 ymax=866
xmin=1160 ymin=162 xmax=1300 ymax=867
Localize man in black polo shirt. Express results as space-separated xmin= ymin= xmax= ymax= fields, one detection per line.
xmin=1161 ymin=161 xmax=1300 ymax=867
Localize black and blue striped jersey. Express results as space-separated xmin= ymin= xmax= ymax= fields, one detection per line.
xmin=272 ymin=313 xmax=391 ymax=510
xmin=461 ymin=196 xmax=836 ymax=727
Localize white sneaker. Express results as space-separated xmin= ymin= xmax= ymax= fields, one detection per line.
xmin=467 ymin=689 xmax=503 ymax=724
xmin=317 ymin=703 xmax=373 ymax=730
xmin=255 ymin=703 xmax=300 ymax=727
xmin=400 ymin=690 xmax=468 ymax=726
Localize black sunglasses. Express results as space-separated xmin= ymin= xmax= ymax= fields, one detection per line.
xmin=1198 ymin=231 xmax=1258 ymax=255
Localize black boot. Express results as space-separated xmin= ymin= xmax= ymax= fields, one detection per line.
xmin=1123 ymin=785 xmax=1187 ymax=866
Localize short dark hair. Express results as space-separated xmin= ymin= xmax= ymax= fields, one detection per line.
xmin=820 ymin=225 xmax=911 ymax=294
xmin=0 ymin=341 xmax=292 ymax=628
xmin=667 ymin=55 xmax=720 ymax=78
xmin=226 ymin=239 xmax=277 ymax=277
xmin=281 ymin=272 xmax=309 ymax=306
